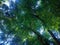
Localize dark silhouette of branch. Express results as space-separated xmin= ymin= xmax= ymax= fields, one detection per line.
xmin=33 ymin=14 xmax=45 ymax=24
xmin=48 ymin=30 xmax=60 ymax=45
xmin=21 ymin=25 xmax=52 ymax=45
xmin=32 ymin=30 xmax=50 ymax=45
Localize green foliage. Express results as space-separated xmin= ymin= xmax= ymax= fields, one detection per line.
xmin=0 ymin=0 xmax=60 ymax=45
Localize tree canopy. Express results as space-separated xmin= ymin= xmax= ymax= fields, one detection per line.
xmin=0 ymin=0 xmax=60 ymax=45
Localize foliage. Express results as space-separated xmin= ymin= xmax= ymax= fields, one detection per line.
xmin=0 ymin=0 xmax=60 ymax=45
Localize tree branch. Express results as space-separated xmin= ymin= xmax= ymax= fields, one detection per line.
xmin=21 ymin=25 xmax=52 ymax=45
xmin=48 ymin=30 xmax=60 ymax=45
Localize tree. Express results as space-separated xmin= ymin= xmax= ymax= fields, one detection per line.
xmin=0 ymin=0 xmax=60 ymax=45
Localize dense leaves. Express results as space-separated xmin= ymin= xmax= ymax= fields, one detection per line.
xmin=0 ymin=0 xmax=60 ymax=45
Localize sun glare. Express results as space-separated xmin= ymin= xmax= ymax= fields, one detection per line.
xmin=4 ymin=1 xmax=10 ymax=7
